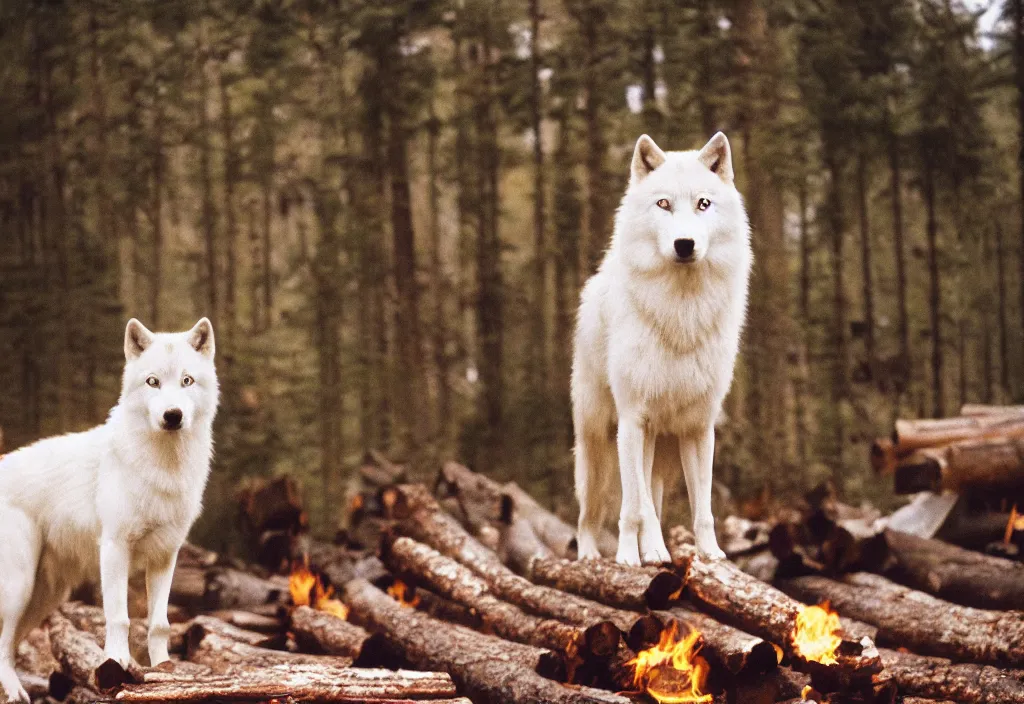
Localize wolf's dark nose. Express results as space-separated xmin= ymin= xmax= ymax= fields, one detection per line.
xmin=163 ymin=408 xmax=183 ymax=430
xmin=674 ymin=238 xmax=695 ymax=260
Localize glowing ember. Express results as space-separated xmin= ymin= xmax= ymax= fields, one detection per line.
xmin=628 ymin=621 xmax=712 ymax=704
xmin=387 ymin=579 xmax=421 ymax=608
xmin=289 ymin=562 xmax=349 ymax=620
xmin=1005 ymin=505 xmax=1024 ymax=544
xmin=793 ymin=603 xmax=842 ymax=666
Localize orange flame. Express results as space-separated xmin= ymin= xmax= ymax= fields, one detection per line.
xmin=289 ymin=562 xmax=349 ymax=620
xmin=387 ymin=579 xmax=421 ymax=608
xmin=793 ymin=603 xmax=842 ymax=666
xmin=801 ymin=684 xmax=818 ymax=701
xmin=1005 ymin=505 xmax=1024 ymax=544
xmin=628 ymin=621 xmax=713 ymax=704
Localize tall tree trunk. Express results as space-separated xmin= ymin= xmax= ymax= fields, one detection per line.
xmin=695 ymin=0 xmax=717 ymax=138
xmin=887 ymin=119 xmax=910 ymax=401
xmin=529 ymin=0 xmax=548 ymax=402
xmin=426 ymin=97 xmax=449 ymax=447
xmin=796 ymin=169 xmax=811 ymax=468
xmin=385 ymin=57 xmax=425 ymax=449
xmin=856 ymin=149 xmax=875 ymax=372
xmin=452 ymin=36 xmax=476 ymax=405
xmin=197 ymin=34 xmax=218 ymax=325
xmin=578 ymin=4 xmax=609 ymax=277
xmin=1015 ymin=0 xmax=1024 ymax=355
xmin=997 ymin=223 xmax=1010 ymax=397
xmin=261 ymin=157 xmax=273 ymax=331
xmin=982 ymin=228 xmax=994 ymax=403
xmin=220 ymin=71 xmax=238 ymax=359
xmin=150 ymin=91 xmax=164 ymax=326
xmin=922 ymin=148 xmax=943 ymax=417
xmin=824 ymin=148 xmax=848 ymax=471
xmin=736 ymin=0 xmax=793 ymax=484
xmin=475 ymin=14 xmax=505 ymax=456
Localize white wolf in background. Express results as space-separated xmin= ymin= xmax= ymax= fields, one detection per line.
xmin=573 ymin=132 xmax=751 ymax=566
xmin=0 ymin=318 xmax=218 ymax=702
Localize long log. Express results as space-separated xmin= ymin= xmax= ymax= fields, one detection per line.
xmin=962 ymin=403 xmax=1024 ymax=417
xmin=879 ymin=647 xmax=1024 ymax=704
xmin=779 ymin=572 xmax=1024 ymax=666
xmin=435 ymin=461 xmax=505 ymax=531
xmin=877 ymin=528 xmax=1024 ymax=611
xmin=894 ymin=437 xmax=1024 ymax=494
xmin=205 ymin=609 xmax=282 ymax=633
xmin=656 ymin=607 xmax=780 ymax=678
xmin=382 ymin=535 xmax=620 ymax=660
xmin=115 ymin=664 xmax=460 ymax=702
xmin=500 ymin=482 xmax=580 ymax=558
xmin=289 ymin=605 xmax=371 ymax=659
xmin=389 ymin=485 xmax=661 ymax=646
xmin=342 ymin=578 xmax=630 ymax=704
xmin=187 ymin=628 xmax=350 ymax=674
xmin=182 ymin=614 xmax=281 ymax=654
xmin=893 ymin=414 xmax=1024 ymax=453
xmin=525 ymin=555 xmax=681 ymax=611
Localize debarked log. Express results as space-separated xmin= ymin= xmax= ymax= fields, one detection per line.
xmin=115 ymin=664 xmax=460 ymax=702
xmin=382 ymin=534 xmax=620 ymax=660
xmin=779 ymin=572 xmax=1024 ymax=666
xmin=876 ymin=528 xmax=1024 ymax=611
xmin=342 ymin=578 xmax=630 ymax=704
xmin=893 ymin=414 xmax=1024 ymax=453
xmin=525 ymin=554 xmax=682 ymax=610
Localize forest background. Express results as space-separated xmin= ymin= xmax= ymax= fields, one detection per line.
xmin=0 ymin=0 xmax=1018 ymax=551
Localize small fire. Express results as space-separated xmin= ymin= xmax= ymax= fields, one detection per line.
xmin=628 ymin=621 xmax=712 ymax=704
xmin=387 ymin=579 xmax=421 ymax=608
xmin=793 ymin=603 xmax=842 ymax=666
xmin=1005 ymin=505 xmax=1024 ymax=544
xmin=289 ymin=562 xmax=349 ymax=620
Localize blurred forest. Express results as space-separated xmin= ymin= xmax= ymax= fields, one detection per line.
xmin=1 ymin=0 xmax=1022 ymax=548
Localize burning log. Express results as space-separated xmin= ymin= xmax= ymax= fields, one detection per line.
xmin=202 ymin=566 xmax=289 ymax=611
xmin=779 ymin=572 xmax=1024 ymax=666
xmin=879 ymin=647 xmax=1024 ymax=703
xmin=115 ymin=664 xmax=462 ymax=702
xmin=525 ymin=555 xmax=682 ymax=610
xmin=874 ymin=528 xmax=1024 ymax=611
xmin=655 ymin=607 xmax=780 ymax=677
xmin=390 ymin=485 xmax=661 ymax=645
xmin=894 ymin=437 xmax=1024 ymax=494
xmin=289 ymin=605 xmax=372 ymax=659
xmin=342 ymin=578 xmax=630 ymax=704
xmin=382 ymin=534 xmax=620 ymax=661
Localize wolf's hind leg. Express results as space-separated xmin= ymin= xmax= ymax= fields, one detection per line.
xmin=0 ymin=505 xmax=42 ymax=704
xmin=575 ymin=425 xmax=616 ymax=560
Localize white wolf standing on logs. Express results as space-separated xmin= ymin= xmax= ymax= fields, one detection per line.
xmin=0 ymin=318 xmax=218 ymax=702
xmin=573 ymin=133 xmax=751 ymax=566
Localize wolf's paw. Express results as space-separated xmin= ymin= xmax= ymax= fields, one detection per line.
xmin=615 ymin=534 xmax=642 ymax=566
xmin=0 ymin=672 xmax=29 ymax=704
xmin=103 ymin=646 xmax=132 ymax=671
xmin=641 ymin=545 xmax=672 ymax=565
xmin=575 ymin=532 xmax=602 ymax=561
xmin=694 ymin=538 xmax=726 ymax=561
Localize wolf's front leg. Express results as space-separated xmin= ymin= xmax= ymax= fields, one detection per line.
xmin=145 ymin=550 xmax=178 ymax=666
xmin=682 ymin=426 xmax=725 ymax=559
xmin=616 ymin=416 xmax=668 ymax=565
xmin=99 ymin=538 xmax=132 ymax=667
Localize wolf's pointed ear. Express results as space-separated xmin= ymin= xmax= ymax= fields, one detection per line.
xmin=125 ymin=319 xmax=154 ymax=360
xmin=188 ymin=318 xmax=216 ymax=359
xmin=697 ymin=132 xmax=734 ymax=183
xmin=631 ymin=134 xmax=667 ymax=184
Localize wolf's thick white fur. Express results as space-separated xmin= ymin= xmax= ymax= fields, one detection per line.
xmin=573 ymin=132 xmax=751 ymax=566
xmin=0 ymin=318 xmax=218 ymax=703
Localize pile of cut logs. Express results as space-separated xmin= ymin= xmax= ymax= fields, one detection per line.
xmin=871 ymin=403 xmax=1024 ymax=559
xmin=13 ymin=452 xmax=1024 ymax=703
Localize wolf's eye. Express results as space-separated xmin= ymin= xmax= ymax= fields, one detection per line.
xmin=182 ymin=375 xmax=194 ymax=387
xmin=696 ymin=197 xmax=711 ymax=211
xmin=656 ymin=198 xmax=671 ymax=211
xmin=146 ymin=376 xmax=160 ymax=388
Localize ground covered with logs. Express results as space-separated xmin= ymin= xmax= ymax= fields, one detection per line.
xmin=12 ymin=446 xmax=1024 ymax=704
